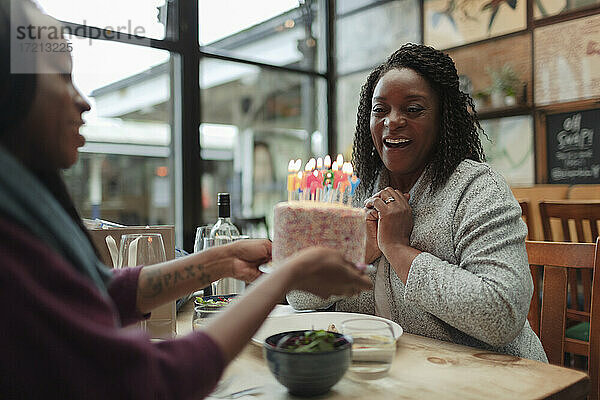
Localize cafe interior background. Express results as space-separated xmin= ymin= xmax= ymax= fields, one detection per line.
xmin=37 ymin=0 xmax=600 ymax=251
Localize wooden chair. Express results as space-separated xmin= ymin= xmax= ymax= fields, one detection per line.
xmin=539 ymin=200 xmax=600 ymax=319
xmin=518 ymin=199 xmax=542 ymax=335
xmin=518 ymin=199 xmax=533 ymax=240
xmin=526 ymin=239 xmax=599 ymax=400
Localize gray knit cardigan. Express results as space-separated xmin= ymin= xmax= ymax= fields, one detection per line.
xmin=287 ymin=160 xmax=548 ymax=362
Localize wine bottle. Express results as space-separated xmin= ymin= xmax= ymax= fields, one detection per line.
xmin=209 ymin=192 xmax=240 ymax=239
xmin=209 ymin=193 xmax=244 ymax=295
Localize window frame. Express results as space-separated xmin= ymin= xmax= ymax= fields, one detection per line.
xmin=60 ymin=0 xmax=337 ymax=251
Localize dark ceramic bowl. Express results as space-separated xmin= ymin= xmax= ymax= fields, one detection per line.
xmin=263 ymin=330 xmax=352 ymax=397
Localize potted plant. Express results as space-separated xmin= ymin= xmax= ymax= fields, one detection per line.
xmin=486 ymin=64 xmax=522 ymax=107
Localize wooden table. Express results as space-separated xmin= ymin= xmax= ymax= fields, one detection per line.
xmin=177 ymin=302 xmax=590 ymax=399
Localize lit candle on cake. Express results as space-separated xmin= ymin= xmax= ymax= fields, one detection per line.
xmin=303 ymin=158 xmax=316 ymax=200
xmin=337 ymin=162 xmax=352 ymax=203
xmin=348 ymin=165 xmax=361 ymax=206
xmin=331 ymin=155 xmax=345 ymax=201
xmin=309 ymin=170 xmax=323 ymax=200
xmin=295 ymin=170 xmax=303 ymax=194
xmin=322 ymin=155 xmax=333 ymax=201
xmin=330 ymin=160 xmax=339 ymax=202
xmin=333 ymin=154 xmax=344 ymax=189
xmin=324 ymin=155 xmax=331 ymax=170
xmin=287 ymin=160 xmax=299 ymax=201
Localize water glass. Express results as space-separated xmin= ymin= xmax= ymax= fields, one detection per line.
xmin=119 ymin=233 xmax=167 ymax=268
xmin=192 ymin=306 xmax=221 ymax=331
xmin=119 ymin=233 xmax=167 ymax=331
xmin=203 ymin=237 xmax=246 ymax=295
xmin=194 ymin=225 xmax=213 ymax=252
xmin=342 ymin=318 xmax=396 ymax=380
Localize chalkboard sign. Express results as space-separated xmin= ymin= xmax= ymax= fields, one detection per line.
xmin=547 ymin=108 xmax=600 ymax=184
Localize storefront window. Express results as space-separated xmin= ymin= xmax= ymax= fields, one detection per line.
xmin=62 ymin=38 xmax=173 ymax=226
xmin=35 ymin=0 xmax=168 ymax=40
xmin=199 ymin=58 xmax=327 ymax=233
xmin=199 ymin=0 xmax=327 ymax=73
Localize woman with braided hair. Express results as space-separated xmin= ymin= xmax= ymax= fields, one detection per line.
xmin=288 ymin=43 xmax=547 ymax=362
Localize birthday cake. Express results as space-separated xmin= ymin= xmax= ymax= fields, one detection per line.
xmin=272 ymin=201 xmax=366 ymax=265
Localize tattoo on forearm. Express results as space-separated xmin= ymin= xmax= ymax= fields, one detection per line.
xmin=195 ymin=264 xmax=211 ymax=285
xmin=141 ymin=263 xmax=213 ymax=298
xmin=141 ymin=269 xmax=164 ymax=298
xmin=184 ymin=265 xmax=195 ymax=278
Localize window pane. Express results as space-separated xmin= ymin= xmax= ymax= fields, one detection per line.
xmin=337 ymin=70 xmax=369 ymax=157
xmin=199 ymin=0 xmax=326 ymax=73
xmin=336 ymin=0 xmax=382 ymax=15
xmin=199 ymin=58 xmax=327 ymax=233
xmin=35 ymin=0 xmax=168 ymax=40
xmin=63 ymin=39 xmax=174 ymax=226
xmin=336 ymin=0 xmax=420 ymax=75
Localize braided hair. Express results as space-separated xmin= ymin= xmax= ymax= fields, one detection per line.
xmin=352 ymin=43 xmax=485 ymax=200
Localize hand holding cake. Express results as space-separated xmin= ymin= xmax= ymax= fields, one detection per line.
xmin=276 ymin=247 xmax=372 ymax=299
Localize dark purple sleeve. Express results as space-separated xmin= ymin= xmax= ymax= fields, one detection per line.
xmin=0 ymin=218 xmax=225 ymax=400
xmin=108 ymin=265 xmax=147 ymax=326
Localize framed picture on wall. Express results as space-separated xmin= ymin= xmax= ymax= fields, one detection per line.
xmin=534 ymin=14 xmax=600 ymax=105
xmin=424 ymin=0 xmax=527 ymax=49
xmin=534 ymin=0 xmax=600 ymax=19
xmin=480 ymin=115 xmax=535 ymax=186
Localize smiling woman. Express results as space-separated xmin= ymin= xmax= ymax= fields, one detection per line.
xmin=287 ymin=43 xmax=548 ymax=364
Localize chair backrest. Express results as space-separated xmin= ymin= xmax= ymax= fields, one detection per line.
xmin=539 ymin=200 xmax=600 ymax=315
xmin=526 ymin=239 xmax=600 ymax=400
xmin=539 ymin=200 xmax=600 ymax=243
xmin=518 ymin=200 xmax=533 ymax=240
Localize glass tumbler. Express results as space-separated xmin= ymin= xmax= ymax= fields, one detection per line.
xmin=203 ymin=237 xmax=245 ymax=295
xmin=119 ymin=233 xmax=167 ymax=268
xmin=342 ymin=318 xmax=396 ymax=380
xmin=192 ymin=306 xmax=221 ymax=331
xmin=194 ymin=225 xmax=213 ymax=253
xmin=119 ymin=233 xmax=167 ymax=330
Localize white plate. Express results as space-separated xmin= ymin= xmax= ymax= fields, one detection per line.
xmin=252 ymin=311 xmax=403 ymax=346
xmin=258 ymin=264 xmax=274 ymax=274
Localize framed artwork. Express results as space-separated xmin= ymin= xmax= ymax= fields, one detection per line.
xmin=424 ymin=0 xmax=527 ymax=49
xmin=534 ymin=14 xmax=600 ymax=105
xmin=534 ymin=0 xmax=600 ymax=19
xmin=480 ymin=115 xmax=535 ymax=186
xmin=448 ymin=34 xmax=532 ymax=111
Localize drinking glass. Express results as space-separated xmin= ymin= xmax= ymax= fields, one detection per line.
xmin=194 ymin=225 xmax=213 ymax=252
xmin=119 ymin=233 xmax=167 ymax=268
xmin=192 ymin=306 xmax=221 ymax=331
xmin=119 ymin=233 xmax=167 ymax=330
xmin=203 ymin=237 xmax=245 ymax=295
xmin=342 ymin=318 xmax=396 ymax=380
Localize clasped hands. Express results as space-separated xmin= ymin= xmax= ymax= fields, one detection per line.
xmin=363 ymin=187 xmax=413 ymax=263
